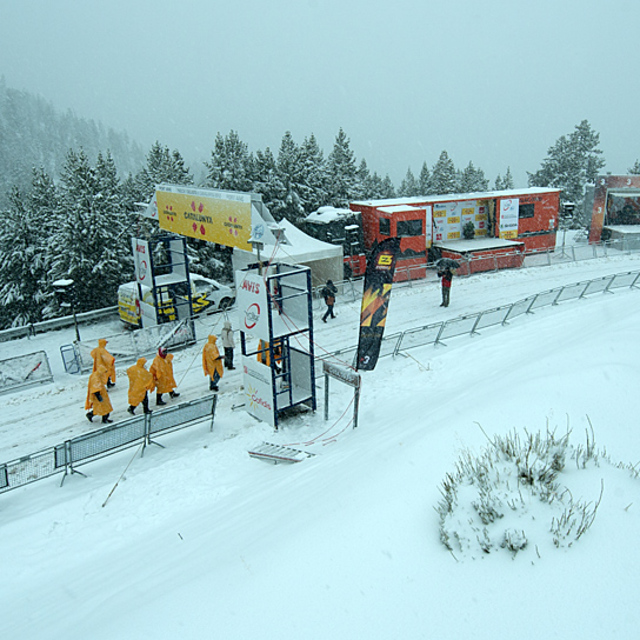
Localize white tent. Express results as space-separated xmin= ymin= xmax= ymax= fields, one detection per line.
xmin=232 ymin=218 xmax=343 ymax=287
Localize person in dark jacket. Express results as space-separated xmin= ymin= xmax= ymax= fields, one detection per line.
xmin=438 ymin=267 xmax=453 ymax=307
xmin=321 ymin=280 xmax=338 ymax=322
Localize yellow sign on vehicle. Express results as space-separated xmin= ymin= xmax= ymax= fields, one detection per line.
xmin=156 ymin=185 xmax=253 ymax=250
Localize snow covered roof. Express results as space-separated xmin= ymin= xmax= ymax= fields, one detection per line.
xmin=378 ymin=204 xmax=425 ymax=214
xmin=351 ymin=187 xmax=562 ymax=208
xmin=305 ymin=206 xmax=357 ymax=224
xmin=605 ymin=225 xmax=640 ymax=234
xmin=234 ymin=218 xmax=342 ymax=263
xmin=435 ymin=237 xmax=523 ymax=253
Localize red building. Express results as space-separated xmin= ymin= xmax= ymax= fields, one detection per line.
xmin=588 ymin=174 xmax=640 ymax=243
xmin=350 ymin=187 xmax=560 ymax=279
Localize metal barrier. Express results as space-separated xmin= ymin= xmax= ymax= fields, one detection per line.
xmin=314 ymin=269 xmax=640 ymax=372
xmin=0 ymin=395 xmax=217 ymax=494
xmin=0 ymin=351 xmax=54 ymax=394
xmin=0 ymin=306 xmax=118 ymax=343
xmin=63 ymin=318 xmax=197 ymax=374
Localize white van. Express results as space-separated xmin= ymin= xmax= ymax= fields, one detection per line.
xmin=118 ymin=275 xmax=235 ymax=327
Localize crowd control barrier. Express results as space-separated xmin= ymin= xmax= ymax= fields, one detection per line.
xmin=0 ymin=351 xmax=54 ymax=394
xmin=0 ymin=395 xmax=217 ymax=494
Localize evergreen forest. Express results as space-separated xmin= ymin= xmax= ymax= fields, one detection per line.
xmin=0 ymin=81 xmax=625 ymax=330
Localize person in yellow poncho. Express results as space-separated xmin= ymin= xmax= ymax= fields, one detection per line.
xmin=91 ymin=338 xmax=116 ymax=387
xmin=150 ymin=347 xmax=180 ymax=406
xmin=85 ymin=363 xmax=114 ymax=423
xmin=126 ymin=357 xmax=155 ymax=415
xmin=257 ymin=339 xmax=282 ymax=373
xmin=202 ymin=335 xmax=223 ymax=391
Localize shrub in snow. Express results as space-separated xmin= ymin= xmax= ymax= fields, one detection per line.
xmin=462 ymin=221 xmax=475 ymax=240
xmin=435 ymin=425 xmax=614 ymax=559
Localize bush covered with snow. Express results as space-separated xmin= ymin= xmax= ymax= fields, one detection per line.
xmin=436 ymin=424 xmax=639 ymax=559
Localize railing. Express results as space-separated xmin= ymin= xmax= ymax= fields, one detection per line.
xmin=0 ymin=351 xmax=54 ymax=394
xmin=61 ymin=318 xmax=197 ymax=374
xmin=0 ymin=306 xmax=118 ymax=343
xmin=0 ymin=395 xmax=217 ymax=494
xmin=2 ymin=238 xmax=638 ymax=344
xmin=315 ymin=270 xmax=640 ymax=371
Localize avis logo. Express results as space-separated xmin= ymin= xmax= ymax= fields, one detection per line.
xmin=241 ymin=280 xmax=260 ymax=294
xmin=244 ymin=303 xmax=260 ymax=330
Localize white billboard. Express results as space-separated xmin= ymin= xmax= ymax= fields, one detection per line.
xmin=235 ymin=270 xmax=270 ymax=340
xmin=242 ymin=355 xmax=275 ymax=426
xmin=499 ymin=198 xmax=519 ymax=239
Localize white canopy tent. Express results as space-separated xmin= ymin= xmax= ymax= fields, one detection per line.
xmin=232 ymin=218 xmax=343 ymax=287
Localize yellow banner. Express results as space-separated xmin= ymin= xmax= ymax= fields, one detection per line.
xmin=156 ymin=189 xmax=252 ymax=250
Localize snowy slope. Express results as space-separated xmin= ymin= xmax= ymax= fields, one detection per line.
xmin=2 ymin=252 xmax=640 ymax=639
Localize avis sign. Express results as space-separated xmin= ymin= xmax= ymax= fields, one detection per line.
xmin=132 ymin=238 xmax=150 ymax=284
xmin=235 ymin=271 xmax=269 ymax=340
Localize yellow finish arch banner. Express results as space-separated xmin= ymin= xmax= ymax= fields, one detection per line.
xmin=156 ymin=186 xmax=253 ymax=250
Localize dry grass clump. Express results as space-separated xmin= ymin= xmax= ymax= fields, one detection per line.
xmin=436 ymin=423 xmax=613 ymax=559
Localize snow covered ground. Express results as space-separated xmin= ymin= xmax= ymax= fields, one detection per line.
xmin=2 ymin=251 xmax=640 ymax=639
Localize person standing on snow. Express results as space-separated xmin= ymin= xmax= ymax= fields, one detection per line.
xmin=321 ymin=279 xmax=338 ymax=322
xmin=85 ymin=363 xmax=114 ymax=423
xmin=149 ymin=347 xmax=180 ymax=406
xmin=220 ymin=321 xmax=235 ymax=370
xmin=126 ymin=357 xmax=154 ymax=415
xmin=202 ymin=334 xmax=223 ymax=391
xmin=91 ymin=338 xmax=116 ymax=388
xmin=437 ymin=266 xmax=453 ymax=307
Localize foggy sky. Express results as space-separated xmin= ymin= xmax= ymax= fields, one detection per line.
xmin=2 ymin=0 xmax=638 ymax=187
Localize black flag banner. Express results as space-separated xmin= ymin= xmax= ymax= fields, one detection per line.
xmin=356 ymin=237 xmax=401 ymax=371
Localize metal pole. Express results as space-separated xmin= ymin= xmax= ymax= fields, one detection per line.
xmin=324 ymin=372 xmax=329 ymax=421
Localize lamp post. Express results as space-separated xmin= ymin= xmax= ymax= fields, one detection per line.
xmin=53 ymin=278 xmax=81 ymax=342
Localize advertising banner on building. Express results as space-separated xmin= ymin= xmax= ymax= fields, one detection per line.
xmin=424 ymin=206 xmax=433 ymax=246
xmin=156 ymin=185 xmax=253 ymax=250
xmin=446 ymin=201 xmax=462 ymax=240
xmin=356 ymin=237 xmax=401 ymax=371
xmin=475 ymin=201 xmax=488 ymax=236
xmin=499 ymin=198 xmax=519 ymax=239
xmin=460 ymin=201 xmax=476 ymax=233
xmin=433 ymin=204 xmax=446 ymax=242
xmin=235 ymin=270 xmax=269 ymax=340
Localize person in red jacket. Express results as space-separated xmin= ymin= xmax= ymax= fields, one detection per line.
xmin=438 ymin=267 xmax=453 ymax=307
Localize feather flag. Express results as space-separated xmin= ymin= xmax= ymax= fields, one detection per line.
xmin=356 ymin=237 xmax=401 ymax=371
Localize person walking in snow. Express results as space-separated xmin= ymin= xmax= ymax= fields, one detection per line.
xmin=149 ymin=347 xmax=180 ymax=406
xmin=91 ymin=338 xmax=116 ymax=388
xmin=321 ymin=279 xmax=338 ymax=322
xmin=220 ymin=321 xmax=235 ymax=370
xmin=126 ymin=357 xmax=154 ymax=415
xmin=85 ymin=363 xmax=114 ymax=423
xmin=437 ymin=266 xmax=453 ymax=307
xmin=202 ymin=335 xmax=223 ymax=391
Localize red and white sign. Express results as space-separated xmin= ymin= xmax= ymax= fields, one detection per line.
xmin=132 ymin=238 xmax=150 ymax=283
xmin=499 ymin=198 xmax=519 ymax=239
xmin=235 ymin=270 xmax=269 ymax=339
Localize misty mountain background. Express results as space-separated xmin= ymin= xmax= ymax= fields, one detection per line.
xmin=0 ymin=78 xmax=145 ymax=209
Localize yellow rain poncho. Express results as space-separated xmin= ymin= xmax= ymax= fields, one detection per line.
xmin=84 ymin=364 xmax=113 ymax=416
xmin=91 ymin=338 xmax=116 ymax=384
xmin=126 ymin=358 xmax=155 ymax=407
xmin=150 ymin=352 xmax=177 ymax=394
xmin=202 ymin=335 xmax=223 ymax=381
